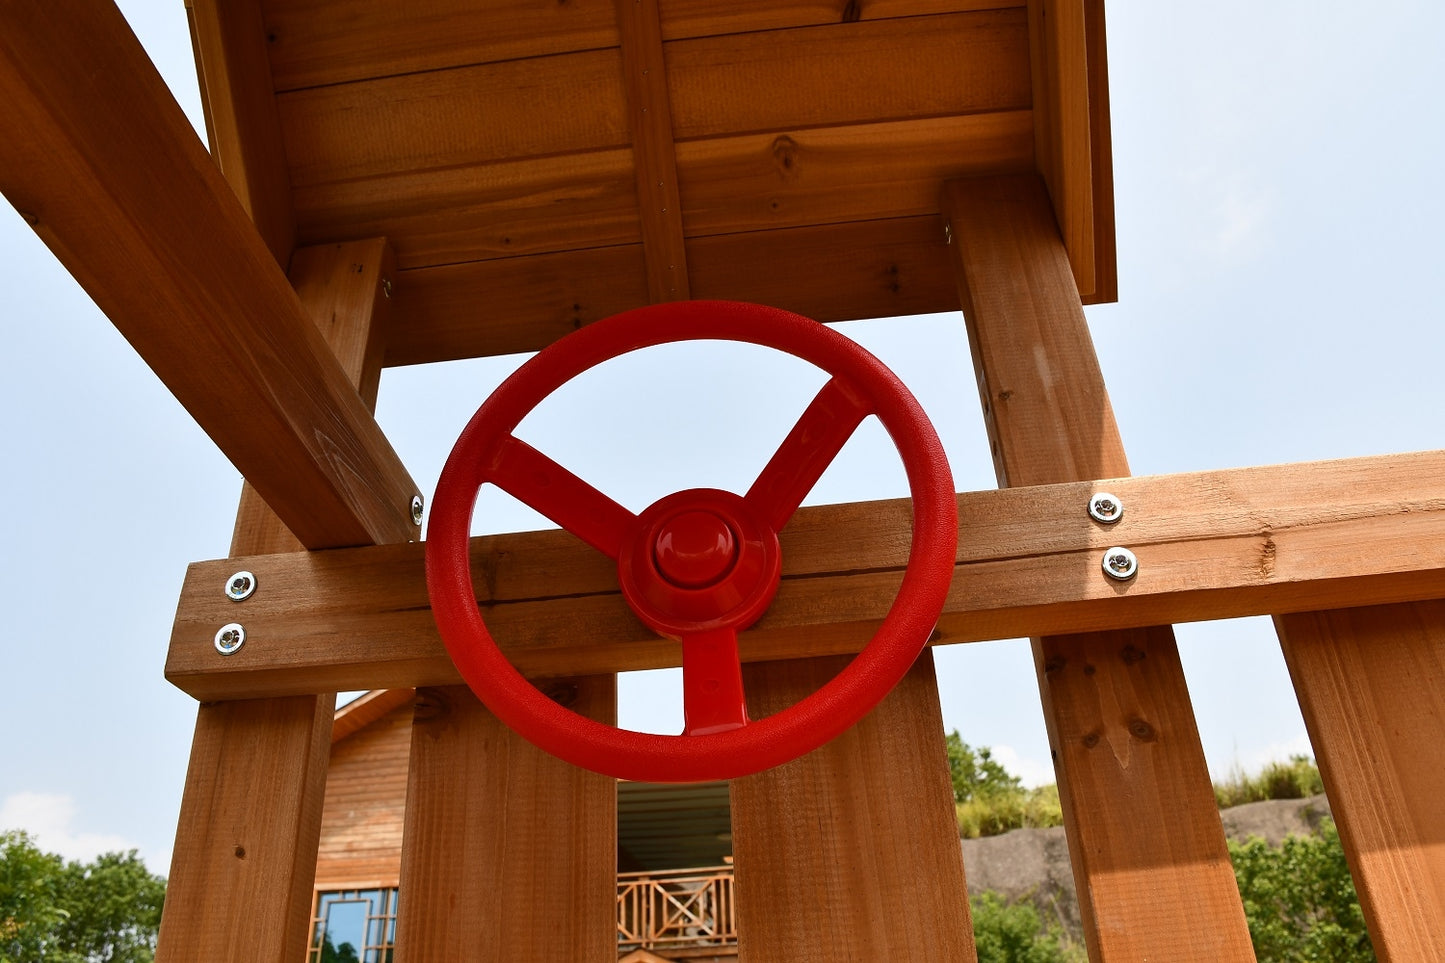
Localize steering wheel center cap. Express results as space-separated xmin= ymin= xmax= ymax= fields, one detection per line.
xmin=654 ymin=510 xmax=737 ymax=588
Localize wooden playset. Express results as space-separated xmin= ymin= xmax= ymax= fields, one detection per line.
xmin=1 ymin=0 xmax=1441 ymax=960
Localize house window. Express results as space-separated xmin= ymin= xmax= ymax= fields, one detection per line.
xmin=308 ymin=888 xmax=397 ymax=963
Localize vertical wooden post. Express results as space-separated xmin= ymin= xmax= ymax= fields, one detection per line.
xmin=732 ymin=651 xmax=976 ymax=962
xmin=1275 ymin=602 xmax=1445 ymax=961
xmin=157 ymin=239 xmax=400 ymax=963
xmin=944 ymin=173 xmax=1254 ymax=961
xmin=393 ymin=681 xmax=617 ymax=962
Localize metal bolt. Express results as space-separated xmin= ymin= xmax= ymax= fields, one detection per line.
xmin=382 ymin=278 xmax=394 ymax=299
xmin=225 ymin=570 xmax=256 ymax=601
xmin=1102 ymin=547 xmax=1138 ymax=581
xmin=214 ymin=622 xmax=246 ymax=655
xmin=1088 ymin=492 xmax=1124 ymax=525
xmin=410 ymin=494 xmax=424 ymax=526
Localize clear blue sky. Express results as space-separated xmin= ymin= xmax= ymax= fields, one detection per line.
xmin=2 ymin=0 xmax=1442 ymax=874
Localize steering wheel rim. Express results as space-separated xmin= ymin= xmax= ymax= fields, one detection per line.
xmin=425 ymin=300 xmax=956 ymax=782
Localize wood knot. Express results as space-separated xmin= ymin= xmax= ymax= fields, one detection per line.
xmin=1127 ymin=717 xmax=1157 ymax=742
xmin=1083 ymin=663 xmax=1096 ymax=676
xmin=543 ymin=681 xmax=580 ymax=708
xmin=413 ymin=688 xmax=448 ymax=722
xmin=1043 ymin=654 xmax=1066 ymax=674
xmin=1082 ymin=731 xmax=1101 ymax=749
xmin=233 ymin=845 xmax=246 ymax=859
xmin=771 ymin=135 xmax=799 ymax=177
xmin=841 ymin=0 xmax=862 ymax=22
xmin=1120 ymin=644 xmax=1146 ymax=665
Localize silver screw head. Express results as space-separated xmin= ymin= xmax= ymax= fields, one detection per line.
xmin=1088 ymin=492 xmax=1123 ymax=524
xmin=225 ymin=570 xmax=256 ymax=601
xmin=410 ymin=495 xmax=424 ymax=526
xmin=1102 ymin=547 xmax=1139 ymax=581
xmin=214 ymin=622 xmax=246 ymax=655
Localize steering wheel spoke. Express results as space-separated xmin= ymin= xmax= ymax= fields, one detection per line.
xmin=745 ymin=375 xmax=872 ymax=532
xmin=681 ymin=628 xmax=750 ymax=736
xmin=488 ymin=433 xmax=635 ymax=558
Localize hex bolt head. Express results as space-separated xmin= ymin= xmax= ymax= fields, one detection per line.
xmin=225 ymin=570 xmax=256 ymax=601
xmin=411 ymin=495 xmax=424 ymax=526
xmin=1102 ymin=547 xmax=1139 ymax=581
xmin=215 ymin=622 xmax=246 ymax=655
xmin=1088 ymin=492 xmax=1124 ymax=524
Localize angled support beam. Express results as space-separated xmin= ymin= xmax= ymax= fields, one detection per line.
xmin=944 ymin=173 xmax=1253 ymax=960
xmin=158 ymin=240 xmax=401 ymax=963
xmin=1276 ymin=604 xmax=1445 ymax=960
xmin=165 ymin=448 xmax=1445 ymax=699
xmin=0 ymin=1 xmax=418 ymax=550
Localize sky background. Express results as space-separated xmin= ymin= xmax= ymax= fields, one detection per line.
xmin=2 ymin=0 xmax=1442 ymax=875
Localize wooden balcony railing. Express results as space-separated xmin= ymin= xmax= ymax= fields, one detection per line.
xmin=616 ymin=866 xmax=736 ymax=951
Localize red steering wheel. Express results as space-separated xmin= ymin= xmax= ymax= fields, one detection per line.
xmin=426 ymin=301 xmax=956 ymax=782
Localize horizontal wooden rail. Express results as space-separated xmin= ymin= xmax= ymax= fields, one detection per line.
xmin=167 ymin=450 xmax=1445 ymax=700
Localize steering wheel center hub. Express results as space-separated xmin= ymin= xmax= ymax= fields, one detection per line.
xmin=654 ymin=510 xmax=737 ymax=588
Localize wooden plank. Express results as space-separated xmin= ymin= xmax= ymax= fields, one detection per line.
xmin=616 ymin=0 xmax=690 ymax=301
xmin=157 ymin=695 xmax=334 ymax=962
xmin=275 ymin=49 xmax=630 ymax=188
xmin=732 ymin=651 xmax=976 ymax=960
xmin=158 ymin=239 xmax=403 ymax=963
xmin=393 ymin=681 xmax=617 ymax=962
xmin=945 ymin=173 xmax=1253 ymax=960
xmin=165 ymin=449 xmax=1445 ymax=698
xmin=666 ymin=10 xmax=1031 ymax=140
xmin=1276 ymin=604 xmax=1445 ymax=960
xmin=293 ymin=148 xmax=639 ymax=271
xmin=677 ymin=112 xmax=1033 ymax=237
xmin=261 ymin=0 xmax=619 ymax=92
xmin=0 ymin=3 xmax=418 ymax=551
xmin=386 ymin=245 xmax=650 ymax=366
xmin=186 ymin=0 xmax=294 ymax=264
xmin=687 ymin=217 xmax=958 ymax=326
xmin=1081 ymin=0 xmax=1116 ymax=304
xmin=660 ymin=0 xmax=1022 ymax=42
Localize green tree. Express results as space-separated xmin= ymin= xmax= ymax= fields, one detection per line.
xmin=1230 ymin=819 xmax=1374 ymax=963
xmin=945 ymin=731 xmax=1022 ymax=804
xmin=970 ymin=891 xmax=1084 ymax=963
xmin=1 ymin=830 xmax=165 ymax=963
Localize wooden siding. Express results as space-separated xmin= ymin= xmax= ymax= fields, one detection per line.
xmin=316 ymin=699 xmax=415 ymax=887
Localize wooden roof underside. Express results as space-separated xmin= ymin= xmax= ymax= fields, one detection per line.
xmin=193 ymin=0 xmax=1114 ymax=367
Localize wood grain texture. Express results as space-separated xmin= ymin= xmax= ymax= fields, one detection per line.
xmin=666 ymin=11 xmax=1030 ymax=140
xmin=157 ymin=239 xmax=401 ymax=963
xmin=166 ymin=449 xmax=1445 ymax=698
xmin=316 ymin=696 xmax=415 ymax=888
xmin=732 ymin=651 xmax=975 ymax=961
xmin=616 ymin=0 xmax=690 ymax=301
xmin=261 ymin=0 xmax=620 ymax=91
xmin=276 ymin=49 xmax=630 ymax=188
xmin=945 ymin=173 xmax=1253 ymax=960
xmin=659 ymin=0 xmax=1022 ymax=41
xmin=393 ymin=681 xmax=617 ymax=962
xmin=0 ymin=3 xmax=418 ymax=551
xmin=186 ymin=0 xmax=294 ymax=263
xmin=293 ymin=149 xmax=639 ymax=270
xmin=1276 ymin=603 xmax=1445 ymax=962
xmin=677 ymin=112 xmax=1033 ymax=237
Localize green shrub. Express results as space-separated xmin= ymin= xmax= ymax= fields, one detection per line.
xmin=970 ymin=891 xmax=1085 ymax=963
xmin=1215 ymin=755 xmax=1324 ymax=809
xmin=1230 ymin=819 xmax=1374 ymax=962
xmin=957 ymin=784 xmax=1064 ymax=839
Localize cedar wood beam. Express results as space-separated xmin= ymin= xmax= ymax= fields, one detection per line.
xmin=167 ymin=449 xmax=1445 ymax=700
xmin=0 ymin=1 xmax=418 ymax=550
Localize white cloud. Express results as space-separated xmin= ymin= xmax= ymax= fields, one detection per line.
xmin=988 ymin=744 xmax=1055 ymax=789
xmin=1 ymin=791 xmax=139 ymax=864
